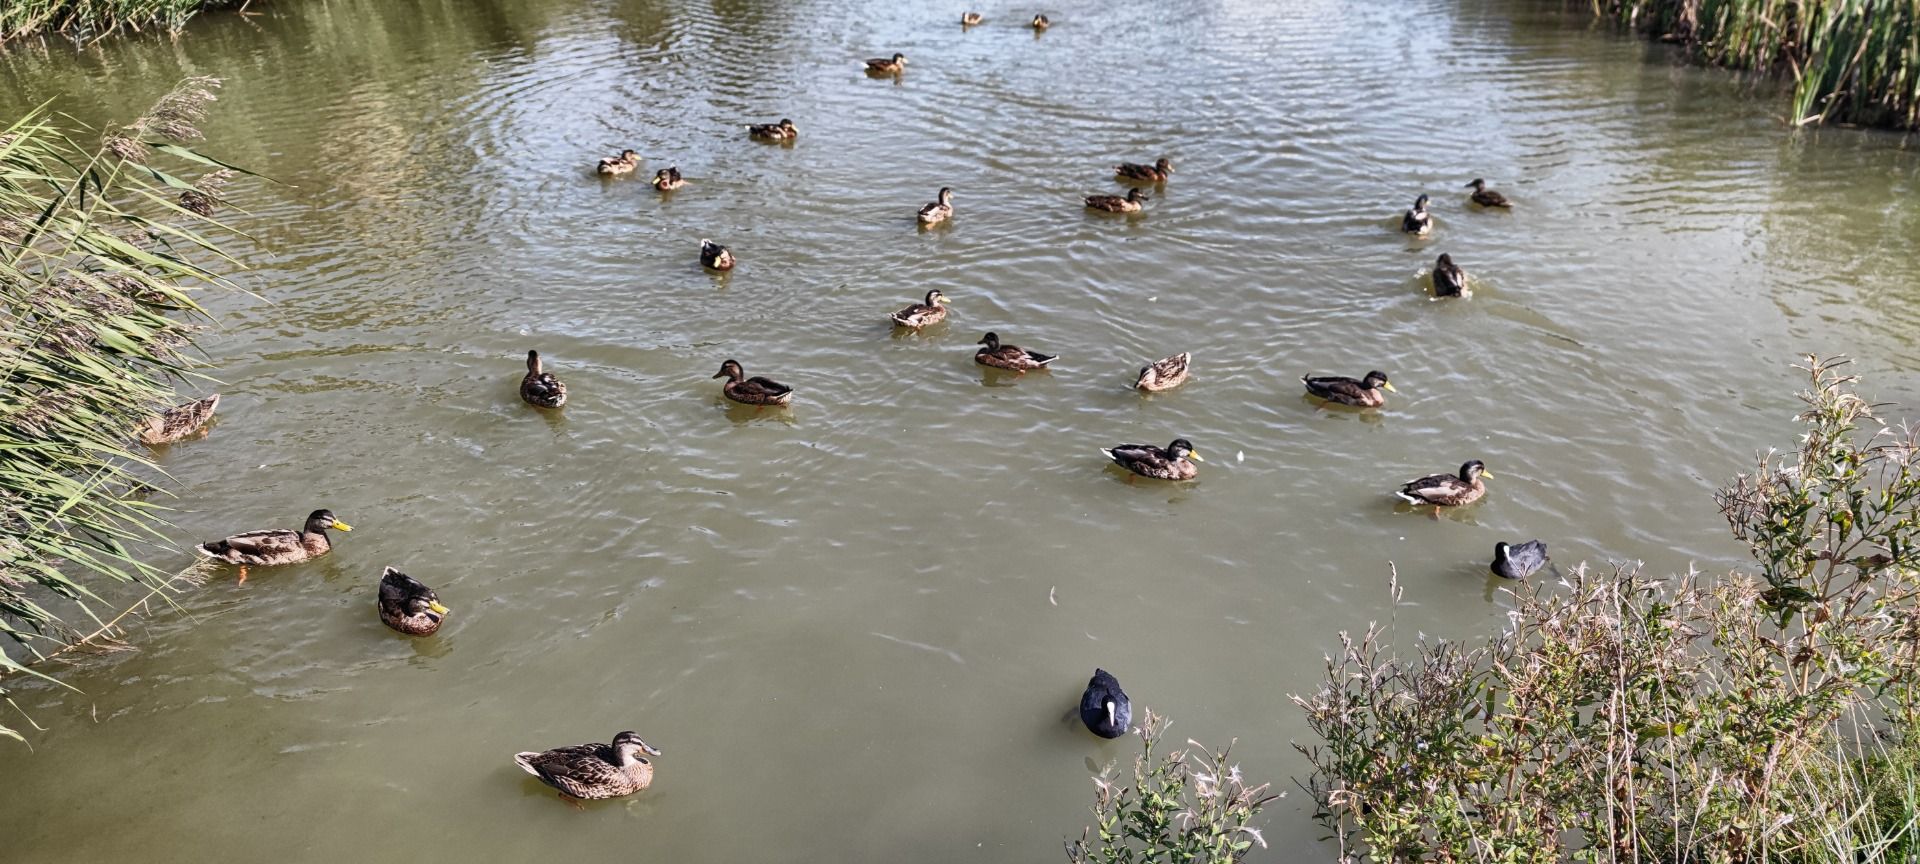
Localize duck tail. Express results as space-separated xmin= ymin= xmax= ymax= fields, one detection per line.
xmin=193 ymin=542 xmax=220 ymax=560
xmin=512 ymin=753 xmax=543 ymax=776
xmin=1099 ymin=448 xmax=1118 ymax=463
xmin=1393 ymin=490 xmax=1422 ymax=505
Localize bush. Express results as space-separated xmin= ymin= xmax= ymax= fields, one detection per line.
xmin=1067 ymin=709 xmax=1280 ymax=864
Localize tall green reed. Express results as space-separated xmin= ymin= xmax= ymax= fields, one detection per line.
xmin=0 ymin=0 xmax=244 ymax=43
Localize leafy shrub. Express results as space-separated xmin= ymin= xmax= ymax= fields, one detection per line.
xmin=1067 ymin=709 xmax=1279 ymax=864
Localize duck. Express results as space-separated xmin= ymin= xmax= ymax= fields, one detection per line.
xmin=1465 ymin=178 xmax=1512 ymax=208
xmin=1492 ymin=540 xmax=1548 ymax=580
xmin=1031 ymin=14 xmax=1051 ymax=29
xmin=195 ymin=509 xmax=352 ymax=583
xmin=1302 ymin=370 xmax=1396 ymax=407
xmin=864 ymin=53 xmax=908 ymax=74
xmin=746 ymin=118 xmax=797 ymax=141
xmin=1114 ymin=158 xmax=1174 ymax=183
xmin=136 ymin=393 xmax=219 ymax=445
xmin=651 ymin=166 xmax=684 ymax=191
xmin=889 ymin=290 xmax=951 ymax=330
xmin=1079 ymin=668 xmax=1131 ymax=738
xmin=514 ymin=731 xmax=661 ymax=802
xmin=700 ymin=239 xmax=735 ymax=271
xmin=1396 ymin=460 xmax=1491 ymax=510
xmin=1401 ymin=194 xmax=1432 ymax=235
xmin=1134 ymin=352 xmax=1190 ymax=392
xmin=961 ymin=11 xmax=983 ymax=25
xmin=714 ymin=359 xmax=793 ymax=406
xmin=377 ymin=566 xmax=449 ymax=636
xmin=917 ymin=187 xmax=954 ymax=225
xmin=975 ymin=332 xmax=1056 ymax=371
xmin=1432 ymin=253 xmax=1467 ymax=297
xmin=1085 ymin=188 xmax=1147 ymax=213
xmin=521 ymin=350 xmax=568 ymax=409
xmin=596 ymin=150 xmax=640 ymax=176
xmin=1103 ymin=438 xmax=1203 ymax=481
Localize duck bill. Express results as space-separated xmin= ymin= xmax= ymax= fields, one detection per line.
xmin=331 ymin=521 xmax=353 ymax=531
xmin=1383 ymin=382 xmax=1399 ymax=392
xmin=428 ymin=602 xmax=450 ymax=615
xmin=1187 ymin=452 xmax=1205 ymax=462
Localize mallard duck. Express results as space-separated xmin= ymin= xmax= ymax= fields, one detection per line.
xmin=1085 ymin=188 xmax=1147 ymax=213
xmin=652 ymin=166 xmax=684 ymax=191
xmin=378 ymin=566 xmax=449 ymax=636
xmin=890 ymin=290 xmax=950 ymax=329
xmin=136 ymin=393 xmax=219 ymax=445
xmin=1465 ymin=178 xmax=1511 ymax=208
xmin=596 ymin=150 xmax=640 ymax=176
xmin=1432 ymin=253 xmax=1467 ymax=297
xmin=1079 ymin=668 xmax=1131 ymax=739
xmin=746 ymin=118 xmax=797 ymax=141
xmin=864 ymin=53 xmax=907 ymax=74
xmin=1492 ymin=540 xmax=1548 ymax=580
xmin=1135 ymin=352 xmax=1190 ymax=392
xmin=514 ymin=731 xmax=661 ymax=802
xmin=961 ymin=11 xmax=984 ymax=25
xmin=1103 ymin=438 xmax=1202 ymax=481
xmin=521 ymin=350 xmax=567 ymax=408
xmin=975 ymin=332 xmax=1056 ymax=371
xmin=917 ymin=187 xmax=954 ymax=225
xmin=700 ymin=239 xmax=735 ymax=271
xmin=1396 ymin=460 xmax=1491 ymax=510
xmin=1031 ymin=14 xmax=1051 ymax=29
xmin=714 ymin=359 xmax=793 ymax=406
xmin=1302 ymin=370 xmax=1396 ymax=407
xmin=196 ymin=509 xmax=351 ymax=583
xmin=1401 ymin=194 xmax=1432 ymax=235
xmin=1115 ymin=158 xmax=1174 ymax=183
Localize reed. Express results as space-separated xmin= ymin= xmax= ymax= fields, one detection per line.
xmin=0 ymin=0 xmax=247 ymax=42
xmin=1587 ymin=0 xmax=1920 ymax=128
xmin=0 ymin=77 xmax=243 ymax=741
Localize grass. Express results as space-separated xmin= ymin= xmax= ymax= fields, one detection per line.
xmin=0 ymin=0 xmax=248 ymax=42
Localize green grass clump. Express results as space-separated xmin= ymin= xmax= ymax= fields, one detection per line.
xmin=0 ymin=0 xmax=246 ymax=43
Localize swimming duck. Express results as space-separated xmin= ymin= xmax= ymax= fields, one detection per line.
xmin=1432 ymin=253 xmax=1467 ymax=297
xmin=714 ymin=359 xmax=793 ymax=406
xmin=975 ymin=332 xmax=1056 ymax=371
xmin=1492 ymin=540 xmax=1548 ymax=580
xmin=865 ymin=53 xmax=907 ymax=74
xmin=136 ymin=394 xmax=219 ymax=445
xmin=961 ymin=11 xmax=983 ymax=25
xmin=1302 ymin=371 xmax=1396 ymax=407
xmin=514 ymin=731 xmax=661 ymax=802
xmin=1085 ymin=188 xmax=1147 ymax=213
xmin=378 ymin=566 xmax=450 ymax=636
xmin=1396 ymin=460 xmax=1491 ymax=510
xmin=521 ymin=350 xmax=567 ymax=408
xmin=917 ymin=187 xmax=955 ymax=225
xmin=196 ymin=509 xmax=351 ymax=583
xmin=1103 ymin=439 xmax=1203 ymax=481
xmin=652 ymin=166 xmax=684 ymax=191
xmin=1079 ymin=668 xmax=1131 ymax=738
xmin=1401 ymin=194 xmax=1432 ymax=235
xmin=596 ymin=150 xmax=640 ymax=176
xmin=1465 ymin=178 xmax=1511 ymax=208
xmin=700 ymin=239 xmax=735 ymax=271
xmin=746 ymin=118 xmax=797 ymax=141
xmin=890 ymin=290 xmax=951 ymax=330
xmin=1134 ymin=352 xmax=1190 ymax=392
xmin=1114 ymin=158 xmax=1174 ymax=183
xmin=1031 ymin=14 xmax=1051 ymax=29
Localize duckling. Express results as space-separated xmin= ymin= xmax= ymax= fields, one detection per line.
xmin=651 ymin=166 xmax=684 ymax=191
xmin=196 ymin=509 xmax=352 ymax=583
xmin=514 ymin=731 xmax=661 ymax=802
xmin=961 ymin=11 xmax=984 ymax=25
xmin=1085 ymin=187 xmax=1148 ymax=213
xmin=1031 ymin=14 xmax=1051 ymax=29
xmin=1401 ymin=194 xmax=1432 ymax=235
xmin=1102 ymin=438 xmax=1203 ymax=481
xmin=1492 ymin=540 xmax=1548 ymax=580
xmin=890 ymin=290 xmax=951 ymax=330
xmin=136 ymin=394 xmax=219 ymax=445
xmin=917 ymin=187 xmax=955 ymax=225
xmin=1396 ymin=460 xmax=1491 ymax=510
xmin=713 ymin=359 xmax=793 ymax=406
xmin=1134 ymin=352 xmax=1190 ymax=392
xmin=596 ymin=150 xmax=640 ymax=176
xmin=1302 ymin=370 xmax=1396 ymax=407
xmin=975 ymin=332 xmax=1056 ymax=371
xmin=377 ymin=566 xmax=449 ymax=636
xmin=700 ymin=239 xmax=735 ymax=271
xmin=1114 ymin=158 xmax=1174 ymax=183
xmin=864 ymin=53 xmax=908 ymax=74
xmin=746 ymin=118 xmax=798 ymax=141
xmin=1465 ymin=178 xmax=1512 ymax=208
xmin=1432 ymin=253 xmax=1467 ymax=297
xmin=521 ymin=350 xmax=567 ymax=408
xmin=1079 ymin=668 xmax=1131 ymax=738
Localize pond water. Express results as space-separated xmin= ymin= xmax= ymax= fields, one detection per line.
xmin=1 ymin=0 xmax=1917 ymax=859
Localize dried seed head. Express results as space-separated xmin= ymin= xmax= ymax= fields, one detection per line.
xmin=178 ymin=168 xmax=233 ymax=217
xmin=132 ymin=76 xmax=221 ymax=143
xmin=105 ymin=134 xmax=147 ymax=164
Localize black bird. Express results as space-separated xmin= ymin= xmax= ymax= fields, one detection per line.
xmin=1079 ymin=668 xmax=1131 ymax=738
xmin=1432 ymin=253 xmax=1467 ymax=297
xmin=1492 ymin=541 xmax=1549 ymax=580
xmin=1401 ymin=194 xmax=1432 ymax=235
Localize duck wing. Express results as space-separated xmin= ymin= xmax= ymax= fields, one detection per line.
xmin=1396 ymin=473 xmax=1466 ymax=503
xmin=1103 ymin=443 xmax=1167 ymax=470
xmin=140 ymin=394 xmax=220 ymax=444
xmin=515 ymin=743 xmax=625 ymax=796
xmin=742 ymin=376 xmax=792 ymax=398
xmin=199 ymin=529 xmax=306 ymax=564
xmin=1302 ymin=375 xmax=1368 ymax=402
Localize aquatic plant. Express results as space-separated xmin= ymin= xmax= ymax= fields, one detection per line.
xmin=1066 ymin=709 xmax=1279 ymax=864
xmin=0 ymin=77 xmax=244 ymax=741
xmin=0 ymin=0 xmax=249 ymax=42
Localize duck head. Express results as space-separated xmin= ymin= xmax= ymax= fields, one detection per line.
xmin=1363 ymin=370 xmax=1397 ymax=392
xmin=713 ymin=359 xmax=745 ymax=382
xmin=1167 ymin=438 xmax=1203 ymax=462
xmin=924 ymin=289 xmax=949 ymax=307
xmin=611 ymin=731 xmax=661 ymax=764
xmin=1459 ymin=460 xmax=1490 ymax=483
xmin=305 ymin=509 xmax=352 ymax=534
xmin=977 ymin=332 xmax=1000 ymax=350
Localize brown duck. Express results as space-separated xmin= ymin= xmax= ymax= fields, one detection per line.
xmin=136 ymin=394 xmax=219 ymax=445
xmin=975 ymin=332 xmax=1056 ymax=371
xmin=714 ymin=359 xmax=794 ymax=406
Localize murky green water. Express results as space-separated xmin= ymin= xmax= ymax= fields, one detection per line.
xmin=2 ymin=0 xmax=1917 ymax=859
